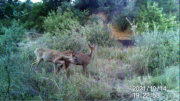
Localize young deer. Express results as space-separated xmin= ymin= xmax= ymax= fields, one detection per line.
xmin=33 ymin=48 xmax=74 ymax=73
xmin=54 ymin=44 xmax=96 ymax=75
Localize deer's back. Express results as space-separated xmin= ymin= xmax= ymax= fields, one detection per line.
xmin=35 ymin=48 xmax=61 ymax=62
xmin=62 ymin=51 xmax=91 ymax=65
xmin=77 ymin=53 xmax=91 ymax=65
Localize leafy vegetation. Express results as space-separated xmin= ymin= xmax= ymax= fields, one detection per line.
xmin=86 ymin=20 xmax=116 ymax=47
xmin=131 ymin=24 xmax=179 ymax=74
xmin=0 ymin=0 xmax=179 ymax=100
xmin=138 ymin=2 xmax=178 ymax=32
xmin=0 ymin=20 xmax=26 ymax=54
xmin=44 ymin=7 xmax=81 ymax=35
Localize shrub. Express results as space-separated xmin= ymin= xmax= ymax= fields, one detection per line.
xmin=86 ymin=21 xmax=116 ymax=47
xmin=19 ymin=2 xmax=47 ymax=31
xmin=130 ymin=23 xmax=179 ymax=74
xmin=138 ymin=2 xmax=178 ymax=32
xmin=0 ymin=46 xmax=36 ymax=100
xmin=44 ymin=9 xmax=115 ymax=47
xmin=60 ymin=2 xmax=89 ymax=25
xmin=44 ymin=7 xmax=84 ymax=35
xmin=36 ymin=32 xmax=89 ymax=53
xmin=0 ymin=20 xmax=26 ymax=55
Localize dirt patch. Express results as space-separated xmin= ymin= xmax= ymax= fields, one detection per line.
xmin=88 ymin=12 xmax=135 ymax=46
xmin=96 ymin=12 xmax=107 ymax=20
xmin=111 ymin=27 xmax=133 ymax=40
xmin=111 ymin=26 xmax=135 ymax=46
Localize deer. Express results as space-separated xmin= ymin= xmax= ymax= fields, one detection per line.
xmin=53 ymin=44 xmax=96 ymax=75
xmin=33 ymin=48 xmax=75 ymax=74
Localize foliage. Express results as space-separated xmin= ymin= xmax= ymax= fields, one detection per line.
xmin=158 ymin=0 xmax=179 ymax=14
xmin=0 ymin=0 xmax=20 ymax=19
xmin=0 ymin=0 xmax=179 ymax=100
xmin=113 ymin=0 xmax=138 ymax=31
xmin=18 ymin=2 xmax=47 ymax=31
xmin=138 ymin=2 xmax=178 ymax=32
xmin=130 ymin=23 xmax=179 ymax=74
xmin=0 ymin=20 xmax=26 ymax=55
xmin=42 ymin=0 xmax=71 ymax=12
xmin=74 ymin=0 xmax=99 ymax=13
xmin=85 ymin=20 xmax=116 ymax=47
xmin=44 ymin=7 xmax=81 ymax=35
xmin=37 ymin=32 xmax=89 ymax=52
xmin=137 ymin=0 xmax=179 ymax=14
xmin=0 ymin=1 xmax=47 ymax=31
xmin=58 ymin=1 xmax=89 ymax=25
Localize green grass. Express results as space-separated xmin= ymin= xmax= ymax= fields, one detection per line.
xmin=0 ymin=13 xmax=179 ymax=101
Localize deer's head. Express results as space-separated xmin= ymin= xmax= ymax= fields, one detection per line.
xmin=71 ymin=51 xmax=78 ymax=65
xmin=88 ymin=44 xmax=96 ymax=52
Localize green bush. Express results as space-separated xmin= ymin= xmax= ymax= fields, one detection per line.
xmin=0 ymin=20 xmax=26 ymax=55
xmin=131 ymin=23 xmax=179 ymax=74
xmin=59 ymin=2 xmax=89 ymax=25
xmin=36 ymin=32 xmax=89 ymax=53
xmin=0 ymin=46 xmax=36 ymax=100
xmin=44 ymin=7 xmax=84 ymax=35
xmin=138 ymin=2 xmax=178 ymax=32
xmin=44 ymin=9 xmax=115 ymax=47
xmin=19 ymin=2 xmax=47 ymax=31
xmin=1 ymin=1 xmax=47 ymax=31
xmin=86 ymin=21 xmax=116 ymax=47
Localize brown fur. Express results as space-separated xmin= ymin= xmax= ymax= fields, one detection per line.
xmin=33 ymin=48 xmax=74 ymax=73
xmin=54 ymin=44 xmax=96 ymax=75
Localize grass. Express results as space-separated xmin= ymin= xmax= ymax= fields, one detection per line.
xmin=0 ymin=43 xmax=179 ymax=100
xmin=0 ymin=24 xmax=179 ymax=100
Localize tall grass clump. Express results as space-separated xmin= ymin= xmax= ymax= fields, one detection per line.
xmin=129 ymin=21 xmax=179 ymax=75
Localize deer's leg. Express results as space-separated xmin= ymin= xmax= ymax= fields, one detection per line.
xmin=57 ymin=64 xmax=63 ymax=73
xmin=56 ymin=63 xmax=64 ymax=75
xmin=53 ymin=60 xmax=64 ymax=75
xmin=65 ymin=61 xmax=71 ymax=78
xmin=36 ymin=58 xmax=43 ymax=69
xmin=53 ymin=63 xmax=57 ymax=74
xmin=82 ymin=65 xmax=87 ymax=75
xmin=65 ymin=61 xmax=71 ymax=69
